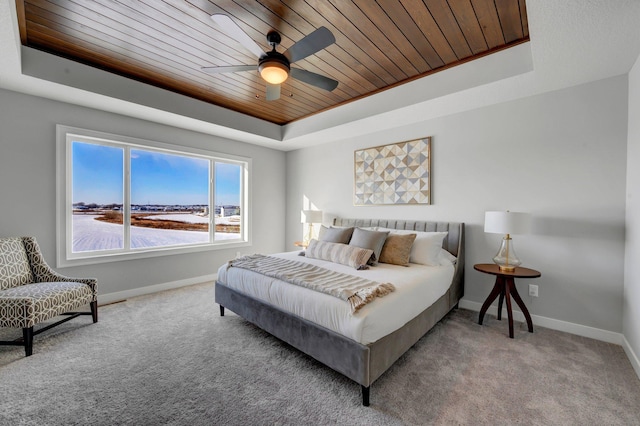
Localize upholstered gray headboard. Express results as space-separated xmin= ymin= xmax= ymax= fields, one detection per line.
xmin=332 ymin=218 xmax=465 ymax=304
xmin=332 ymin=218 xmax=464 ymax=257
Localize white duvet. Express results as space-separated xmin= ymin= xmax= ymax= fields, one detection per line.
xmin=216 ymin=251 xmax=454 ymax=345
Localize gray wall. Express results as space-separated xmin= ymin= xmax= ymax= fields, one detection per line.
xmin=0 ymin=88 xmax=286 ymax=296
xmin=286 ymin=75 xmax=628 ymax=333
xmin=0 ymin=73 xmax=632 ymax=338
xmin=624 ymin=56 xmax=640 ymax=363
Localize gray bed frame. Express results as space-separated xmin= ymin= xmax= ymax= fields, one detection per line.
xmin=215 ymin=218 xmax=465 ymax=406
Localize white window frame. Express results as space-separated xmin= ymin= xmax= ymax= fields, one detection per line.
xmin=56 ymin=125 xmax=251 ymax=267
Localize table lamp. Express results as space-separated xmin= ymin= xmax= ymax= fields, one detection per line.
xmin=484 ymin=211 xmax=531 ymax=272
xmin=301 ymin=210 xmax=323 ymax=244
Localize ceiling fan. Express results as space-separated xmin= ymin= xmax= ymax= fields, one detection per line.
xmin=202 ymin=14 xmax=339 ymax=101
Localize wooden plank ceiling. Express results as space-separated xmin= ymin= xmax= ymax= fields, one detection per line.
xmin=15 ymin=0 xmax=529 ymax=125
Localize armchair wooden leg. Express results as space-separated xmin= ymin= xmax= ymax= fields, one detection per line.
xmin=90 ymin=301 xmax=98 ymax=323
xmin=23 ymin=327 xmax=33 ymax=357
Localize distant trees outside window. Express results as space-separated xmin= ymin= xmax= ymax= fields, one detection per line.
xmin=57 ymin=126 xmax=250 ymax=266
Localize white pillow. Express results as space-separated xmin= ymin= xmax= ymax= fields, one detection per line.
xmin=376 ymin=228 xmax=448 ymax=266
xmin=438 ymin=249 xmax=458 ymax=266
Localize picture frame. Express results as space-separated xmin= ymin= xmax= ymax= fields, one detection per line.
xmin=354 ymin=137 xmax=431 ymax=205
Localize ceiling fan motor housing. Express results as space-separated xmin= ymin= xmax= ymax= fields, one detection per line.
xmin=259 ymin=50 xmax=290 ymax=69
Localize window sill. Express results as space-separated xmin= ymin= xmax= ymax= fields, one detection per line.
xmin=57 ymin=240 xmax=251 ymax=268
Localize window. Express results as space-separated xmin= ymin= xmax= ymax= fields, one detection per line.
xmin=57 ymin=125 xmax=250 ymax=266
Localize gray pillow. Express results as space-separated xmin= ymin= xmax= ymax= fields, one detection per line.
xmin=318 ymin=226 xmax=354 ymax=244
xmin=348 ymin=228 xmax=389 ymax=265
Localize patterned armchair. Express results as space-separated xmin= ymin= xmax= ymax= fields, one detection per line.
xmin=0 ymin=237 xmax=97 ymax=356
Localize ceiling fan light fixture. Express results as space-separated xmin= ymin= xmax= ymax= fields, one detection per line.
xmin=204 ymin=17 xmax=338 ymax=100
xmin=259 ymin=57 xmax=290 ymax=85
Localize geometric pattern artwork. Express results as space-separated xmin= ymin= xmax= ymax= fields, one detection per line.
xmin=354 ymin=137 xmax=431 ymax=205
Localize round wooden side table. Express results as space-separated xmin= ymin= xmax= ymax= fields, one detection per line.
xmin=474 ymin=263 xmax=541 ymax=338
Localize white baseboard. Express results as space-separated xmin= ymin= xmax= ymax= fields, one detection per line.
xmin=459 ymin=299 xmax=623 ymax=345
xmin=623 ymin=336 xmax=640 ymax=379
xmin=98 ymin=273 xmax=217 ymax=306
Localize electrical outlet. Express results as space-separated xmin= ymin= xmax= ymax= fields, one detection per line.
xmin=529 ymin=284 xmax=539 ymax=297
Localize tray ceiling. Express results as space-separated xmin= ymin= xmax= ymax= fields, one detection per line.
xmin=15 ymin=0 xmax=529 ymax=125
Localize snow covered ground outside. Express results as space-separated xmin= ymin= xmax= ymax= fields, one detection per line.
xmin=72 ymin=214 xmax=239 ymax=252
xmin=141 ymin=213 xmax=241 ymax=225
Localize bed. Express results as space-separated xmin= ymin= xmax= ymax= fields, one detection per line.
xmin=215 ymin=218 xmax=465 ymax=406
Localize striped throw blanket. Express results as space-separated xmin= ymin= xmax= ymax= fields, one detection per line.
xmin=227 ymin=254 xmax=395 ymax=314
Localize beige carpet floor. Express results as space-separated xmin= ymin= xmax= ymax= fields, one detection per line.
xmin=0 ymin=282 xmax=639 ymax=425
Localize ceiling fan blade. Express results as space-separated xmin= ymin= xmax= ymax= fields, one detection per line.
xmin=284 ymin=27 xmax=335 ymax=63
xmin=210 ymin=14 xmax=265 ymax=59
xmin=201 ymin=65 xmax=255 ymax=74
xmin=290 ymin=68 xmax=338 ymax=92
xmin=265 ymin=83 xmax=281 ymax=101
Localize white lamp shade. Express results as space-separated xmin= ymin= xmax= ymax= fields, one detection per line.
xmin=484 ymin=211 xmax=531 ymax=235
xmin=301 ymin=210 xmax=323 ymax=224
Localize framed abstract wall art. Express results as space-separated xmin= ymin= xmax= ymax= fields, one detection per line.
xmin=354 ymin=137 xmax=431 ymax=205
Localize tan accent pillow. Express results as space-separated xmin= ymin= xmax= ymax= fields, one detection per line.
xmin=379 ymin=233 xmax=417 ymax=266
xmin=376 ymin=228 xmax=448 ymax=266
